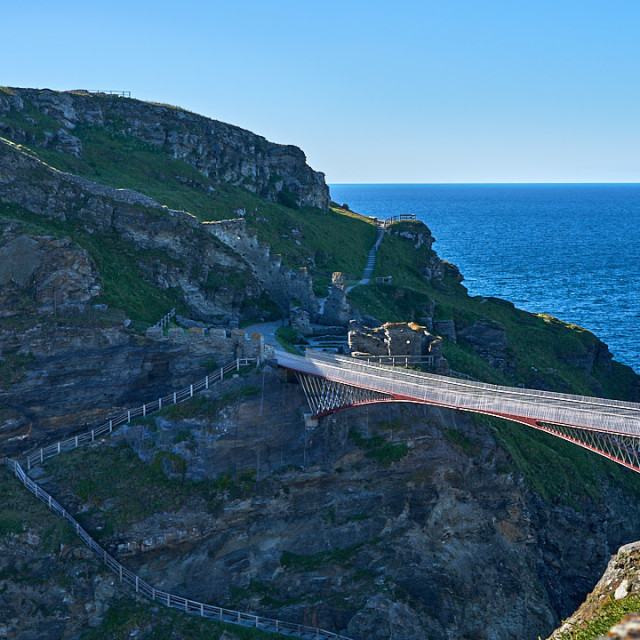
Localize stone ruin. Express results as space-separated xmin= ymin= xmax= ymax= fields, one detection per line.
xmin=348 ymin=320 xmax=448 ymax=373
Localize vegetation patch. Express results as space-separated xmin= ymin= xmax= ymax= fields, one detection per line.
xmin=0 ymin=202 xmax=185 ymax=324
xmin=46 ymin=445 xmax=260 ymax=540
xmin=82 ymin=598 xmax=285 ymax=640
xmin=480 ymin=414 xmax=640 ymax=507
xmin=349 ymin=428 xmax=409 ymax=468
xmin=442 ymin=427 xmax=480 ymax=458
xmin=275 ymin=326 xmax=304 ymax=355
xmin=553 ymin=595 xmax=640 ymax=640
xmin=280 ymin=542 xmax=364 ymax=572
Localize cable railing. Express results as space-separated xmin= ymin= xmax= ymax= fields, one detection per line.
xmin=23 ymin=357 xmax=255 ymax=470
xmin=6 ymin=458 xmax=351 ymax=640
xmin=276 ymin=349 xmax=640 ymax=436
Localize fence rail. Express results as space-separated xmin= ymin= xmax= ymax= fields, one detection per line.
xmin=23 ymin=357 xmax=254 ymax=470
xmin=380 ymin=214 xmax=416 ymax=227
xmin=6 ymin=458 xmax=351 ymax=640
xmin=152 ymin=307 xmax=176 ymax=330
xmin=351 ymin=353 xmax=435 ymax=368
xmin=87 ymin=89 xmax=131 ymax=98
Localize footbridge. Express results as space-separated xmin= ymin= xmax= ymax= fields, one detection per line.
xmin=276 ymin=349 xmax=640 ymax=473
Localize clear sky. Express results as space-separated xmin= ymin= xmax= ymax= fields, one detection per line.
xmin=2 ymin=1 xmax=639 ymax=183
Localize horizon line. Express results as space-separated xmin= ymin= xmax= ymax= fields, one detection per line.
xmin=328 ymin=181 xmax=640 ymax=186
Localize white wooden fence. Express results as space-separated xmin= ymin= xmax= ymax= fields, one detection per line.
xmin=24 ymin=357 xmax=253 ymax=470
xmin=7 ymin=458 xmax=351 ymax=640
xmin=152 ymin=307 xmax=176 ymax=330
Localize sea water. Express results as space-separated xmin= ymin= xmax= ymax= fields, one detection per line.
xmin=329 ymin=184 xmax=640 ymax=374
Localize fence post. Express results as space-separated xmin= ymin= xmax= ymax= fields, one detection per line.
xmin=174 ymin=392 xmax=177 ymax=404
xmin=91 ymin=430 xmax=95 ymax=442
xmin=135 ymin=576 xmax=139 ymax=593
xmin=220 ymin=367 xmax=224 ymax=380
xmin=205 ymin=375 xmax=209 ymax=390
xmin=75 ymin=436 xmax=79 ymax=448
xmin=41 ymin=448 xmax=44 ymax=463
xmin=190 ymin=385 xmax=193 ymax=397
xmin=236 ymin=358 xmax=240 ymax=371
xmin=143 ymin=404 xmax=146 ymax=417
xmin=119 ymin=566 xmax=123 ymax=582
xmin=127 ymin=410 xmax=131 ymax=423
xmin=109 ymin=419 xmax=113 ymax=433
xmin=158 ymin=397 xmax=162 ymax=410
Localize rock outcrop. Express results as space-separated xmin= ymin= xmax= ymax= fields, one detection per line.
xmin=0 ymin=87 xmax=330 ymax=210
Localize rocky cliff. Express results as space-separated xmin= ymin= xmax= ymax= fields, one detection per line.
xmin=0 ymin=88 xmax=330 ymax=210
xmin=7 ymin=368 xmax=640 ymax=640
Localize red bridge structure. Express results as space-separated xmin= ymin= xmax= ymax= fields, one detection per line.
xmin=276 ymin=349 xmax=640 ymax=473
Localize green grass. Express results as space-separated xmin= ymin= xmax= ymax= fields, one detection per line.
xmin=47 ymin=444 xmax=260 ymax=540
xmin=552 ymin=595 xmax=640 ymax=640
xmin=479 ymin=414 xmax=640 ymax=507
xmin=441 ymin=427 xmax=480 ymax=458
xmin=280 ymin=542 xmax=364 ymax=572
xmin=348 ymin=428 xmax=410 ymax=468
xmin=347 ymin=283 xmax=433 ymax=324
xmin=81 ymin=598 xmax=286 ymax=640
xmin=1 ymin=95 xmax=379 ymax=289
xmin=0 ymin=467 xmax=77 ymax=552
xmin=275 ymin=327 xmax=304 ymax=355
xmin=0 ymin=201 xmax=185 ymax=324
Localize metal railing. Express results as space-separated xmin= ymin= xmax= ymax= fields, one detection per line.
xmin=87 ymin=90 xmax=131 ymax=98
xmin=152 ymin=307 xmax=176 ymax=330
xmin=276 ymin=349 xmax=640 ymax=436
xmin=23 ymin=357 xmax=254 ymax=470
xmin=381 ymin=214 xmax=416 ymax=227
xmin=352 ymin=354 xmax=435 ymax=368
xmin=6 ymin=458 xmax=351 ymax=640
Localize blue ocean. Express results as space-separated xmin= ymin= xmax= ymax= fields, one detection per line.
xmin=329 ymin=184 xmax=640 ymax=375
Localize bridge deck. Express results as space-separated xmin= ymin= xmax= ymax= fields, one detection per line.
xmin=276 ymin=350 xmax=640 ymax=436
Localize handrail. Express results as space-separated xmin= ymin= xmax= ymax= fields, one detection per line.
xmin=23 ymin=357 xmax=255 ymax=470
xmin=6 ymin=458 xmax=351 ymax=640
xmin=151 ymin=307 xmax=176 ymax=330
xmin=276 ymin=349 xmax=640 ymax=436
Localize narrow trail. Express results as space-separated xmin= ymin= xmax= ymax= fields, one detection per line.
xmin=358 ymin=223 xmax=385 ymax=286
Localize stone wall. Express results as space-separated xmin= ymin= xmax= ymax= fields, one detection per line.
xmin=205 ymin=219 xmax=319 ymax=316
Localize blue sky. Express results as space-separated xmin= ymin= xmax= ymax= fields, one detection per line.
xmin=3 ymin=1 xmax=639 ymax=183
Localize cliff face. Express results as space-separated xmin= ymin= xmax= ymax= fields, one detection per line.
xmin=18 ymin=369 xmax=640 ymax=640
xmin=0 ymin=88 xmax=330 ymax=210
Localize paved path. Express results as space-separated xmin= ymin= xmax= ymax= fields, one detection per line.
xmin=358 ymin=224 xmax=385 ymax=286
xmin=242 ymin=320 xmax=282 ymax=347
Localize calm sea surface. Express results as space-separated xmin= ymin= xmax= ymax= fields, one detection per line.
xmin=329 ymin=184 xmax=640 ymax=374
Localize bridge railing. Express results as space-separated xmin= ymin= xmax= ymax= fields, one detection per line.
xmin=6 ymin=458 xmax=351 ymax=640
xmin=278 ymin=349 xmax=640 ymax=436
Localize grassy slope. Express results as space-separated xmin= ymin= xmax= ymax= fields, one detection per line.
xmin=0 ymin=201 xmax=186 ymax=325
xmin=0 ymin=89 xmax=378 ymax=299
